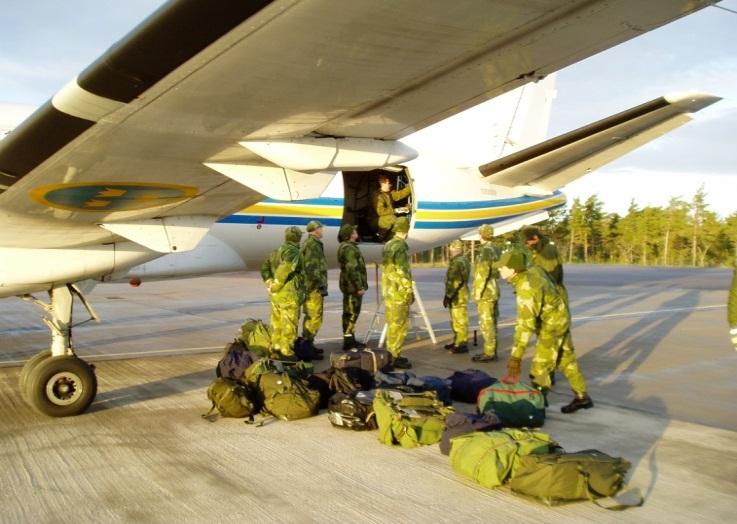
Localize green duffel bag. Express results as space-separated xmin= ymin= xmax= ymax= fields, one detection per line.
xmin=510 ymin=450 xmax=643 ymax=509
xmin=239 ymin=318 xmax=272 ymax=357
xmin=373 ymin=390 xmax=454 ymax=448
xmin=257 ymin=371 xmax=320 ymax=421
xmin=477 ymin=382 xmax=545 ymax=427
xmin=203 ymin=377 xmax=259 ymax=420
xmin=449 ymin=429 xmax=553 ymax=488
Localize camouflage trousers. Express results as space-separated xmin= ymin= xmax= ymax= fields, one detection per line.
xmin=385 ymin=301 xmax=409 ymax=358
xmin=530 ymin=330 xmax=587 ymax=395
xmin=477 ymin=299 xmax=499 ymax=356
xmin=270 ymin=296 xmax=300 ymax=356
xmin=342 ymin=293 xmax=363 ymax=336
xmin=450 ymin=304 xmax=468 ymax=346
xmin=301 ymin=290 xmax=324 ymax=342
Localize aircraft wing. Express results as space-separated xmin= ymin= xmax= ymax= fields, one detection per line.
xmin=480 ymin=92 xmax=721 ymax=194
xmin=0 ymin=0 xmax=715 ymax=250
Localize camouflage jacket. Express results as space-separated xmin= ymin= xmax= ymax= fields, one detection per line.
xmin=373 ymin=186 xmax=412 ymax=219
xmin=509 ymin=266 xmax=570 ymax=359
xmin=530 ymin=235 xmax=564 ymax=287
xmin=338 ymin=240 xmax=368 ymax=295
xmin=381 ymin=237 xmax=413 ymax=303
xmin=260 ymin=240 xmax=305 ymax=301
xmin=729 ymin=265 xmax=737 ymax=328
xmin=301 ymin=234 xmax=328 ymax=292
xmin=445 ymin=253 xmax=470 ymax=306
xmin=473 ymin=241 xmax=500 ymax=302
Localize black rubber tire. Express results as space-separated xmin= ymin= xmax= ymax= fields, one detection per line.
xmin=27 ymin=356 xmax=97 ymax=417
xmin=19 ymin=351 xmax=52 ymax=403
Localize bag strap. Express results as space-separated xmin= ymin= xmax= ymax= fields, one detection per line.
xmin=201 ymin=402 xmax=219 ymax=422
xmin=579 ymin=468 xmax=644 ymax=510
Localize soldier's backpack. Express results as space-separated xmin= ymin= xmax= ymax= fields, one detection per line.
xmin=327 ymin=390 xmax=378 ymax=431
xmin=215 ymin=339 xmax=257 ymax=381
xmin=307 ymin=367 xmax=373 ymax=409
xmin=245 ymin=359 xmax=319 ymax=421
xmin=446 ymin=368 xmax=497 ymax=403
xmin=449 ymin=428 xmax=554 ymax=488
xmin=373 ymin=390 xmax=455 ymax=448
xmin=330 ymin=348 xmax=392 ymax=374
xmin=239 ymin=318 xmax=272 ymax=357
xmin=202 ymin=377 xmax=259 ymax=421
xmin=477 ymin=382 xmax=545 ymax=427
xmin=375 ymin=371 xmax=453 ymax=405
xmin=439 ymin=411 xmax=503 ymax=456
xmin=510 ymin=450 xmax=643 ymax=509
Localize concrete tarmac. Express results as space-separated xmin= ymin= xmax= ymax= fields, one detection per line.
xmin=1 ymin=265 xmax=736 ymax=522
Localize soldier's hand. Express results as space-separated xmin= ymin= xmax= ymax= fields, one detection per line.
xmin=442 ymin=296 xmax=451 ymax=308
xmin=502 ymin=357 xmax=521 ymax=384
xmin=731 ymin=327 xmax=737 ymax=350
xmin=357 ymin=289 xmax=366 ymax=296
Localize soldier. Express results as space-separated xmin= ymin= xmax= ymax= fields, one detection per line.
xmin=371 ymin=174 xmax=411 ymax=241
xmin=338 ymin=223 xmax=368 ymax=350
xmin=729 ymin=263 xmax=737 ymax=351
xmin=381 ymin=216 xmax=413 ymax=369
xmin=520 ymin=226 xmax=567 ymax=302
xmin=300 ymin=220 xmax=327 ymax=357
xmin=260 ymin=226 xmax=305 ymax=359
xmin=443 ymin=239 xmax=470 ymax=354
xmin=471 ymin=224 xmax=501 ymax=362
xmin=495 ymin=247 xmax=593 ymax=414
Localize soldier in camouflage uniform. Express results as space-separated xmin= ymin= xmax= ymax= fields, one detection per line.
xmin=371 ymin=175 xmax=412 ymax=241
xmin=381 ymin=216 xmax=413 ymax=369
xmin=338 ymin=223 xmax=369 ymax=350
xmin=300 ymin=220 xmax=327 ymax=356
xmin=443 ymin=239 xmax=470 ymax=354
xmin=471 ymin=224 xmax=501 ymax=362
xmin=729 ymin=263 xmax=737 ymax=351
xmin=260 ymin=226 xmax=305 ymax=358
xmin=495 ymin=248 xmax=593 ymax=414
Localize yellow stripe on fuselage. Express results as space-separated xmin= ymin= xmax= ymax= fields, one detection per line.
xmin=414 ymin=195 xmax=566 ymax=221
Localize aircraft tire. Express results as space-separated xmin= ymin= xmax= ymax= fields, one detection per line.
xmin=19 ymin=350 xmax=52 ymax=403
xmin=27 ymin=356 xmax=97 ymax=417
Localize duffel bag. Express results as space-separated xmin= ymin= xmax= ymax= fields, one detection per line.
xmin=239 ymin=318 xmax=272 ymax=357
xmin=510 ymin=450 xmax=642 ymax=509
xmin=203 ymin=377 xmax=259 ymax=420
xmin=447 ymin=368 xmax=496 ymax=403
xmin=375 ymin=371 xmax=453 ymax=406
xmin=373 ymin=390 xmax=454 ymax=448
xmin=438 ymin=412 xmax=502 ymax=456
xmin=330 ymin=348 xmax=391 ymax=374
xmin=245 ymin=359 xmax=319 ymax=421
xmin=477 ymin=382 xmax=545 ymax=427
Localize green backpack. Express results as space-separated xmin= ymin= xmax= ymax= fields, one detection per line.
xmin=246 ymin=359 xmax=319 ymax=421
xmin=449 ymin=429 xmax=553 ymax=488
xmin=239 ymin=319 xmax=272 ymax=357
xmin=510 ymin=450 xmax=643 ymax=509
xmin=203 ymin=378 xmax=259 ymax=420
xmin=373 ymin=390 xmax=455 ymax=448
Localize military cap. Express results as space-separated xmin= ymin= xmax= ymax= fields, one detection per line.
xmin=393 ymin=217 xmax=410 ymax=233
xmin=449 ymin=239 xmax=464 ymax=251
xmin=306 ymin=220 xmax=323 ymax=232
xmin=493 ymin=248 xmax=527 ymax=272
xmin=285 ymin=225 xmax=303 ymax=242
xmin=520 ymin=226 xmax=542 ymax=241
xmin=478 ymin=223 xmax=494 ymax=240
xmin=338 ymin=223 xmax=356 ymax=241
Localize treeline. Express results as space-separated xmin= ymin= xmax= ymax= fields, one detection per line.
xmin=414 ymin=186 xmax=737 ymax=268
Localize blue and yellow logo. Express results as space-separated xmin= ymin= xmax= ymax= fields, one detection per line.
xmin=30 ymin=182 xmax=199 ymax=212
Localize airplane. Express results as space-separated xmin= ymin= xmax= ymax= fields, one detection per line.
xmin=0 ymin=0 xmax=720 ymax=417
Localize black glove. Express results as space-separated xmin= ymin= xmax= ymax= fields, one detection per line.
xmin=442 ymin=296 xmax=451 ymax=308
xmin=320 ymin=286 xmax=328 ymax=297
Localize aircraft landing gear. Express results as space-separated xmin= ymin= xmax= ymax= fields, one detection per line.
xmin=20 ymin=284 xmax=99 ymax=417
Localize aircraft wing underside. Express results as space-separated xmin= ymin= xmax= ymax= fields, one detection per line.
xmin=0 ymin=0 xmax=715 ymax=249
xmin=480 ymin=92 xmax=721 ymax=194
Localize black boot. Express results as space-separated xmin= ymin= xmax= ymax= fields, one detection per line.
xmin=352 ymin=335 xmax=366 ymax=350
xmin=450 ymin=344 xmax=468 ymax=354
xmin=392 ymin=356 xmax=412 ymax=370
xmin=309 ymin=340 xmax=324 ymax=356
xmin=561 ymin=394 xmax=594 ymax=414
xmin=444 ymin=342 xmax=455 ymax=350
xmin=342 ymin=335 xmax=354 ymax=351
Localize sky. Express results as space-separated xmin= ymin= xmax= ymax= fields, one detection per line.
xmin=1 ymin=0 xmax=735 ymax=217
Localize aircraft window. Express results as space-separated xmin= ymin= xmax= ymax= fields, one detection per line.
xmin=341 ymin=167 xmax=412 ymax=243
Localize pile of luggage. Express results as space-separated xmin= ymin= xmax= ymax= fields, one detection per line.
xmin=203 ymin=319 xmax=641 ymax=509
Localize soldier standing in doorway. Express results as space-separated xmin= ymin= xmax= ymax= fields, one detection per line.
xmin=371 ymin=174 xmax=411 ymax=241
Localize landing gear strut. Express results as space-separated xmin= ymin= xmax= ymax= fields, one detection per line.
xmin=20 ymin=284 xmax=99 ymax=416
